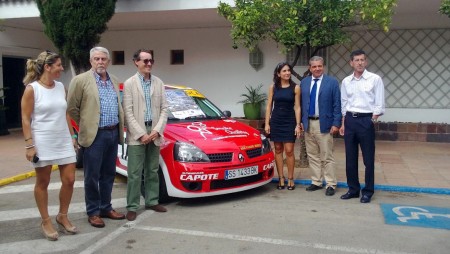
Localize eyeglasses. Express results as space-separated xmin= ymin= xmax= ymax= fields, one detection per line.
xmin=141 ymin=59 xmax=155 ymax=65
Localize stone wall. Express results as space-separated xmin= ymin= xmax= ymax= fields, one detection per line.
xmin=375 ymin=122 xmax=450 ymax=143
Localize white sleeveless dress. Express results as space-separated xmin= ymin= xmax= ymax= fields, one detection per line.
xmin=30 ymin=81 xmax=76 ymax=167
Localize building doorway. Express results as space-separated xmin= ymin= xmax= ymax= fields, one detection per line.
xmin=2 ymin=57 xmax=26 ymax=129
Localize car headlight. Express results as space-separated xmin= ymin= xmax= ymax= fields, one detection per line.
xmin=174 ymin=141 xmax=210 ymax=162
xmin=261 ymin=134 xmax=272 ymax=155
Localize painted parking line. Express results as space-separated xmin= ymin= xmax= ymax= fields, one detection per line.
xmin=133 ymin=226 xmax=418 ymax=254
xmin=0 ymin=181 xmax=124 ymax=194
xmin=79 ymin=210 xmax=154 ymax=254
xmin=380 ymin=203 xmax=450 ymax=230
xmin=0 ymin=232 xmax=101 ymax=254
xmin=0 ymin=198 xmax=127 ymax=222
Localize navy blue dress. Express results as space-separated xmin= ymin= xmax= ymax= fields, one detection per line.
xmin=269 ymin=85 xmax=296 ymax=142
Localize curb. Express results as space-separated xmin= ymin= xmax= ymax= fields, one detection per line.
xmin=1 ymin=172 xmax=449 ymax=196
xmin=272 ymin=178 xmax=450 ymax=195
xmin=0 ymin=165 xmax=59 ymax=187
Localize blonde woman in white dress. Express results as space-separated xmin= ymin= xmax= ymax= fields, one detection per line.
xmin=21 ymin=51 xmax=78 ymax=241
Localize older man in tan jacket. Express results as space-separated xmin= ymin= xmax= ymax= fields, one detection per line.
xmin=122 ymin=49 xmax=168 ymax=221
xmin=67 ymin=46 xmax=125 ymax=228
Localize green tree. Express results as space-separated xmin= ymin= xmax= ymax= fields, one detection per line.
xmin=440 ymin=0 xmax=450 ymax=17
xmin=218 ymin=0 xmax=397 ymax=79
xmin=36 ymin=0 xmax=117 ymax=74
xmin=218 ymin=0 xmax=397 ymax=167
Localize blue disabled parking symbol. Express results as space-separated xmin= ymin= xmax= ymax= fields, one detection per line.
xmin=380 ymin=203 xmax=450 ymax=230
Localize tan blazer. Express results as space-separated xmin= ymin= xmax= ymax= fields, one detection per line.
xmin=67 ymin=70 xmax=124 ymax=147
xmin=122 ymin=73 xmax=168 ymax=146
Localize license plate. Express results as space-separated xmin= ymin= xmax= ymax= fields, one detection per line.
xmin=225 ymin=166 xmax=258 ymax=180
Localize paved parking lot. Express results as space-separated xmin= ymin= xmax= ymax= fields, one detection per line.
xmin=2 ymin=129 xmax=450 ymax=192
xmin=1 ymin=129 xmax=450 ymax=253
xmin=1 ymin=172 xmax=450 ymax=254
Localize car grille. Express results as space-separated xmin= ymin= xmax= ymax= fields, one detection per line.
xmin=207 ymin=152 xmax=233 ymax=162
xmin=246 ymin=148 xmax=262 ymax=158
xmin=210 ymin=173 xmax=263 ymax=190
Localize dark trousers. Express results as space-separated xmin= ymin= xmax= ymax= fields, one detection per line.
xmin=344 ymin=115 xmax=375 ymax=197
xmin=83 ymin=129 xmax=119 ymax=216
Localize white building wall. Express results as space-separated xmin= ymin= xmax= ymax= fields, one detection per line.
xmin=0 ymin=26 xmax=57 ymax=91
xmin=100 ymin=27 xmax=291 ymax=118
xmin=0 ymin=0 xmax=448 ymax=123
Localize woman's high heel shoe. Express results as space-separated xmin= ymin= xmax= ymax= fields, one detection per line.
xmin=56 ymin=213 xmax=78 ymax=235
xmin=277 ymin=176 xmax=286 ymax=190
xmin=287 ymin=178 xmax=296 ymax=190
xmin=41 ymin=217 xmax=59 ymax=241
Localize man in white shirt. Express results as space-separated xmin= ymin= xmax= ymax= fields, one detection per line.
xmin=339 ymin=49 xmax=385 ymax=203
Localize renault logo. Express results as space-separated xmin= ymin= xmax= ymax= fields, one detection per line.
xmin=238 ymin=153 xmax=244 ymax=162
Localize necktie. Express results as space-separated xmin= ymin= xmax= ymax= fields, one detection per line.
xmin=309 ymin=78 xmax=319 ymax=116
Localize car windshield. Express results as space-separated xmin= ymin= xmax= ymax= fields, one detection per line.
xmin=165 ymin=87 xmax=225 ymax=121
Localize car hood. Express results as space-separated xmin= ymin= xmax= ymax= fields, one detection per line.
xmin=165 ymin=119 xmax=263 ymax=151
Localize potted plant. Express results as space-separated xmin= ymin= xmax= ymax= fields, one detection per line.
xmin=238 ymin=84 xmax=267 ymax=120
xmin=0 ymin=87 xmax=10 ymax=136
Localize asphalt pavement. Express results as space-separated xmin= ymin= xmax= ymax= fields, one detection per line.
xmin=2 ymin=129 xmax=450 ymax=194
xmin=1 ymin=173 xmax=449 ymax=253
xmin=1 ymin=129 xmax=450 ymax=253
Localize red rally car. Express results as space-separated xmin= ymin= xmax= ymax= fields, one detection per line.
xmin=75 ymin=85 xmax=275 ymax=202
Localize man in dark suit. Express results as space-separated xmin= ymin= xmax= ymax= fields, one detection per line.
xmin=300 ymin=56 xmax=342 ymax=196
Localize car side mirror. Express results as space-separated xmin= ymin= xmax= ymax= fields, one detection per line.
xmin=223 ymin=110 xmax=231 ymax=117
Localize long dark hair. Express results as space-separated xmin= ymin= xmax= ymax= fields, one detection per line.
xmin=272 ymin=62 xmax=296 ymax=89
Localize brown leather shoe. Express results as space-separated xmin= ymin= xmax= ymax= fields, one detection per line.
xmin=100 ymin=209 xmax=125 ymax=220
xmin=126 ymin=211 xmax=137 ymax=221
xmin=88 ymin=216 xmax=105 ymax=228
xmin=146 ymin=204 xmax=167 ymax=213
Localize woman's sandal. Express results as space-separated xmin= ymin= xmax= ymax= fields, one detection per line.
xmin=41 ymin=217 xmax=59 ymax=241
xmin=277 ymin=176 xmax=286 ymax=190
xmin=56 ymin=213 xmax=78 ymax=235
xmin=287 ymin=178 xmax=296 ymax=190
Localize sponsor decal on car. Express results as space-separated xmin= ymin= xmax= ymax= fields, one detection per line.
xmin=180 ymin=172 xmax=219 ymax=181
xmin=185 ymin=89 xmax=205 ymax=98
xmin=187 ymin=122 xmax=250 ymax=140
xmin=240 ymin=144 xmax=262 ymax=150
xmin=263 ymin=161 xmax=275 ymax=171
xmin=187 ymin=122 xmax=212 ymax=139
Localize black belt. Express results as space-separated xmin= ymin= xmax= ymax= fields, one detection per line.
xmin=347 ymin=112 xmax=373 ymax=118
xmin=145 ymin=121 xmax=152 ymax=127
xmin=308 ymin=116 xmax=319 ymax=120
xmin=98 ymin=124 xmax=118 ymax=130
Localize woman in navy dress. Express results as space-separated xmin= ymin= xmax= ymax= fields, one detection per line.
xmin=265 ymin=62 xmax=301 ymax=190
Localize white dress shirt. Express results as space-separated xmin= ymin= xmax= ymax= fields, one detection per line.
xmin=341 ymin=69 xmax=385 ymax=116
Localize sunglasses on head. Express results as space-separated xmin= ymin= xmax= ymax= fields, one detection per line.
xmin=141 ymin=58 xmax=155 ymax=65
xmin=44 ymin=50 xmax=55 ymax=64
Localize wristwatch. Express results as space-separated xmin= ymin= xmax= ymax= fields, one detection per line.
xmin=371 ymin=118 xmax=378 ymax=123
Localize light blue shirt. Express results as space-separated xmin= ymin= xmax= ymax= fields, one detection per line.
xmin=138 ymin=72 xmax=152 ymax=122
xmin=94 ymin=71 xmax=119 ymax=127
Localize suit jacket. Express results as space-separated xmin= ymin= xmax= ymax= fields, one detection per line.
xmin=301 ymin=75 xmax=342 ymax=133
xmin=67 ymin=70 xmax=124 ymax=147
xmin=122 ymin=73 xmax=168 ymax=146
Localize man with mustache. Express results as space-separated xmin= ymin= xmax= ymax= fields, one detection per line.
xmin=68 ymin=46 xmax=126 ymax=227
